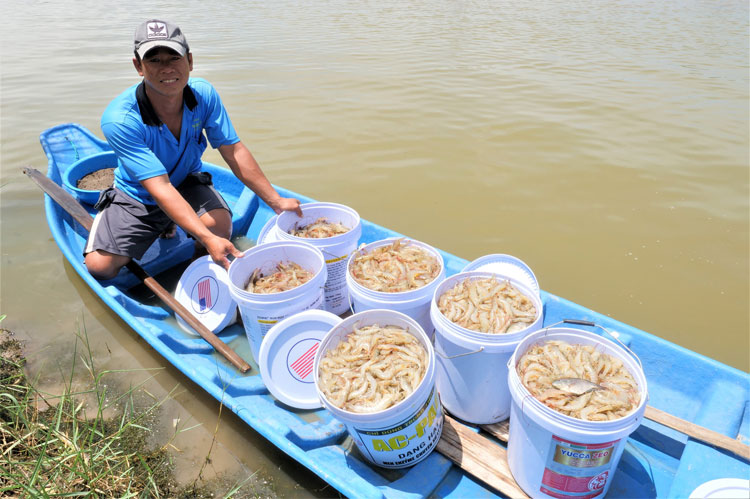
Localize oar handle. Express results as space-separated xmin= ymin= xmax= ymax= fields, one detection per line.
xmin=23 ymin=167 xmax=251 ymax=373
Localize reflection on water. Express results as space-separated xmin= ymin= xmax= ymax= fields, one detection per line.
xmin=2 ymin=0 xmax=748 ymax=494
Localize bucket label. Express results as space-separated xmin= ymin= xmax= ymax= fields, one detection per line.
xmin=354 ymin=387 xmax=443 ymax=468
xmin=254 ymin=293 xmax=325 ymax=336
xmin=539 ymin=436 xmax=620 ymax=499
xmin=323 ymin=251 xmax=353 ymax=314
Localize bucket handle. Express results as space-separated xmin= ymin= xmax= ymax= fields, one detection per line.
xmin=321 ymin=247 xmax=342 ymax=261
xmin=545 ymin=319 xmax=644 ymax=372
xmin=430 ymin=333 xmax=484 ymax=359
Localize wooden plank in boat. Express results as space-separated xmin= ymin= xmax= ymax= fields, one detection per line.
xmin=481 ymin=408 xmax=750 ymax=460
xmin=436 ymin=414 xmax=528 ymax=498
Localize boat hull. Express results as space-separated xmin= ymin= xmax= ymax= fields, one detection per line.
xmin=38 ymin=123 xmax=750 ymax=498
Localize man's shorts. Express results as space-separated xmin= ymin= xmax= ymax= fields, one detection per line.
xmin=84 ymin=172 xmax=231 ymax=260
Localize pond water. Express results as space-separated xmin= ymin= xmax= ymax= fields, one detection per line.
xmin=2 ymin=0 xmax=747 ymax=494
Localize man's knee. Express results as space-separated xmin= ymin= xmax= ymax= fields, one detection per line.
xmin=85 ymin=250 xmax=129 ymax=280
xmin=201 ymin=208 xmax=232 ymax=239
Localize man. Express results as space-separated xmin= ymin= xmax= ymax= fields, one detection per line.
xmin=85 ymin=19 xmax=301 ymax=280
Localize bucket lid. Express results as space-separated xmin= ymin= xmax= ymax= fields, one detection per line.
xmin=257 ymin=214 xmax=280 ymax=244
xmin=690 ymin=479 xmax=750 ymax=499
xmin=175 ymin=256 xmax=238 ymax=335
xmin=462 ymin=254 xmax=539 ymax=294
xmin=259 ymin=310 xmax=342 ymax=409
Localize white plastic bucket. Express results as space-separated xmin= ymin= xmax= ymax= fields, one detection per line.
xmin=313 ymin=309 xmax=443 ymax=469
xmin=507 ymin=326 xmax=648 ymax=499
xmin=346 ymin=238 xmax=445 ymax=335
xmin=430 ymin=271 xmax=543 ymax=424
xmin=227 ymin=241 xmax=327 ymax=361
xmin=274 ymin=202 xmax=361 ymax=315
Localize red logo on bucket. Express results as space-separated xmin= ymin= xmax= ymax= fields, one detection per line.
xmin=588 ymin=471 xmax=609 ymax=491
xmin=190 ymin=276 xmax=217 ymax=314
xmin=198 ymin=279 xmax=212 ymax=311
xmin=288 ymin=342 xmax=318 ymax=381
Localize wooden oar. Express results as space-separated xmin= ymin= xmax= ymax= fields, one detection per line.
xmin=479 ymin=409 xmax=750 ymax=461
xmin=23 ymin=167 xmax=252 ymax=373
xmin=644 ymin=406 xmax=750 ymax=460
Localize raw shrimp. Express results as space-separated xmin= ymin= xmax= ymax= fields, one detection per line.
xmin=517 ymin=340 xmax=640 ymax=421
xmin=349 ymin=239 xmax=440 ymax=293
xmin=290 ymin=217 xmax=350 ymax=238
xmin=245 ymin=262 xmax=314 ymax=294
xmin=318 ymin=324 xmax=427 ymax=413
xmin=437 ymin=277 xmax=537 ymax=334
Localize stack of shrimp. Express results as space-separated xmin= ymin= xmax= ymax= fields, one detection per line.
xmin=437 ymin=278 xmax=537 ymax=334
xmin=290 ymin=217 xmax=350 ymax=238
xmin=517 ymin=340 xmax=641 ymax=421
xmin=245 ymin=262 xmax=314 ymax=294
xmin=349 ymin=239 xmax=440 ymax=293
xmin=318 ymin=324 xmax=427 ymax=413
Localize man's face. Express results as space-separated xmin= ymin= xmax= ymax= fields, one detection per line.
xmin=133 ymin=47 xmax=193 ymax=98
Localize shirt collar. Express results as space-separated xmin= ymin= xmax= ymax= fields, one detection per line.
xmin=135 ymin=81 xmax=198 ymax=126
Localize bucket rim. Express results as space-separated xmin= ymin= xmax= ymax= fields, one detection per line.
xmin=63 ymin=151 xmax=118 ymax=195
xmin=228 ymin=240 xmax=327 ymax=301
xmin=346 ymin=237 xmax=445 ymax=298
xmin=276 ymin=202 xmax=362 ymax=243
xmin=508 ymin=326 xmax=649 ymax=429
xmin=430 ymin=271 xmax=543 ymax=342
xmin=313 ymin=309 xmax=436 ymax=420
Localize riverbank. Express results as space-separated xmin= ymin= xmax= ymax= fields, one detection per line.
xmin=0 ymin=326 xmax=269 ymax=497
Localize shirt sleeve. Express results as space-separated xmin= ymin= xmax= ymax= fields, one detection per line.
xmin=101 ymin=117 xmax=167 ymax=181
xmin=197 ymin=80 xmax=240 ymax=148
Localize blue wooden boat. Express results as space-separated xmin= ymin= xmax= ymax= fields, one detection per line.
xmin=37 ymin=123 xmax=749 ymax=498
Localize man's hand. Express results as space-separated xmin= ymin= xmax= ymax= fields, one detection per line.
xmin=269 ymin=197 xmax=303 ymax=217
xmin=159 ymin=222 xmax=177 ymax=239
xmin=203 ymin=235 xmax=244 ymax=270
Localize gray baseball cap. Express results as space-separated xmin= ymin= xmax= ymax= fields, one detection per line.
xmin=134 ymin=19 xmax=189 ymax=59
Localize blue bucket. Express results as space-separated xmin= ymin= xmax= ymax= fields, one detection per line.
xmin=63 ymin=151 xmax=117 ymax=205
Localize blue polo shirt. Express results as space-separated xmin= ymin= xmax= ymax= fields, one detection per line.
xmin=101 ymin=77 xmax=239 ymax=204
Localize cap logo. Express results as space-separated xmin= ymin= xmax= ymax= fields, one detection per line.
xmin=147 ymin=21 xmax=168 ymax=40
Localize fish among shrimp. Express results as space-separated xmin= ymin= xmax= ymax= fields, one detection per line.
xmin=318 ymin=324 xmax=427 ymax=413
xmin=517 ymin=340 xmax=641 ymax=421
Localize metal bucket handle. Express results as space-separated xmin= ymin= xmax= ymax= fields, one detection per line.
xmin=543 ymin=319 xmax=644 ymax=372
xmin=431 ymin=333 xmax=484 ymax=359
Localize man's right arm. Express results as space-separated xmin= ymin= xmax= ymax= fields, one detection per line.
xmin=141 ymin=174 xmax=243 ymax=269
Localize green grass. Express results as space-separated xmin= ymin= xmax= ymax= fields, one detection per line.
xmin=0 ymin=321 xmax=262 ymax=498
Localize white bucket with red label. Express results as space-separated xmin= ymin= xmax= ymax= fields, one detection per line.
xmin=507 ymin=325 xmax=648 ymax=499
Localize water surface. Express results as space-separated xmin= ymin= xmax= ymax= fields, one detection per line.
xmin=2 ymin=0 xmax=748 ymax=493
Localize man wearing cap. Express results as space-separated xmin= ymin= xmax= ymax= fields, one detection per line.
xmin=85 ymin=19 xmax=302 ymax=280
